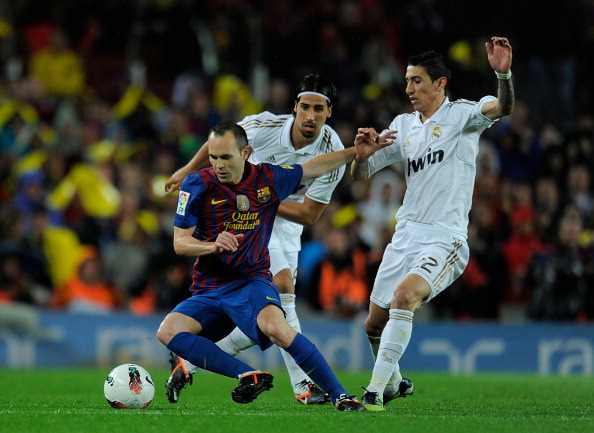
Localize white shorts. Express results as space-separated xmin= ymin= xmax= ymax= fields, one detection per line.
xmin=370 ymin=220 xmax=469 ymax=309
xmin=268 ymin=232 xmax=298 ymax=283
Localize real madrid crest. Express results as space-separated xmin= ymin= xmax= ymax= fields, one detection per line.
xmin=432 ymin=126 xmax=441 ymax=140
xmin=237 ymin=195 xmax=250 ymax=211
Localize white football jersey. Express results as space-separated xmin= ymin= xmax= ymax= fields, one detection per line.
xmin=366 ymin=96 xmax=497 ymax=239
xmin=239 ymin=111 xmax=345 ymax=252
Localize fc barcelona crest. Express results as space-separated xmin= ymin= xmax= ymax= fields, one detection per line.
xmin=257 ymin=186 xmax=271 ymax=203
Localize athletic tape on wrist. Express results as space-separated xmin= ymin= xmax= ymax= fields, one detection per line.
xmin=495 ymin=70 xmax=512 ymax=80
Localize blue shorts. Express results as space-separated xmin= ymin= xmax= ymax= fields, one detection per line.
xmin=172 ymin=277 xmax=283 ymax=350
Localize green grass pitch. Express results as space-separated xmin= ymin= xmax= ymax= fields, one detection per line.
xmin=0 ymin=368 xmax=592 ymax=433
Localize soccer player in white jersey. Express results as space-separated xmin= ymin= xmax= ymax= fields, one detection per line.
xmin=163 ymin=74 xmax=345 ymax=405
xmin=350 ymin=36 xmax=515 ymax=411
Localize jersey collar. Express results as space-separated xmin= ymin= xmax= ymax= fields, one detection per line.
xmin=413 ymin=97 xmax=450 ymax=127
xmin=283 ymin=116 xmax=322 ymax=155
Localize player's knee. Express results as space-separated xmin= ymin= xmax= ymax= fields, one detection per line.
xmin=156 ymin=322 xmax=175 ymax=346
xmin=272 ymin=272 xmax=295 ymax=295
xmin=392 ymin=287 xmax=422 ymax=310
xmin=261 ymin=320 xmax=295 ymax=348
xmin=276 ymin=281 xmax=294 ymax=294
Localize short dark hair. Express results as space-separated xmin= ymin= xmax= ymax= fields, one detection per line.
xmin=210 ymin=121 xmax=248 ymax=151
xmin=294 ymin=74 xmax=339 ymax=109
xmin=408 ymin=51 xmax=451 ymax=89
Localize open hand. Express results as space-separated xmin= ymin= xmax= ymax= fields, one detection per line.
xmin=485 ymin=36 xmax=512 ymax=74
xmin=354 ymin=127 xmax=396 ymax=159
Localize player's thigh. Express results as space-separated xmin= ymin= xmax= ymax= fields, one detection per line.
xmin=224 ymin=277 xmax=283 ymax=350
xmin=370 ymin=229 xmax=469 ymax=308
xmin=169 ymin=294 xmax=235 ymax=342
xmin=409 ymin=235 xmax=469 ymax=305
xmin=370 ymin=240 xmax=410 ymax=309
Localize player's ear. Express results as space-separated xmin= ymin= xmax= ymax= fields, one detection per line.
xmin=327 ymin=105 xmax=333 ymax=119
xmin=435 ymin=77 xmax=447 ymax=92
xmin=242 ymin=146 xmax=252 ymax=160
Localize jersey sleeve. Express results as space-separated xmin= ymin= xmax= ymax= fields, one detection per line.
xmin=174 ymin=172 xmax=206 ymax=228
xmin=367 ymin=121 xmax=405 ymax=177
xmin=461 ymin=96 xmax=498 ymax=130
xmin=268 ymin=163 xmax=304 ymax=201
xmin=239 ymin=111 xmax=276 ymax=163
xmin=304 ymin=128 xmax=346 ymax=204
xmin=304 ymin=163 xmax=345 ymax=204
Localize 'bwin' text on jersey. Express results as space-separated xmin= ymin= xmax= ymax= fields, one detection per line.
xmin=407 ymin=148 xmax=445 ymax=176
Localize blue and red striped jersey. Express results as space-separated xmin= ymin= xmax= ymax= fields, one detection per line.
xmin=174 ymin=161 xmax=303 ymax=293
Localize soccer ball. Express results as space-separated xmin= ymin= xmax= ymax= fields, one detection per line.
xmin=104 ymin=363 xmax=155 ymax=409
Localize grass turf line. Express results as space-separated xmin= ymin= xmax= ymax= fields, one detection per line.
xmin=0 ymin=369 xmax=592 ymax=433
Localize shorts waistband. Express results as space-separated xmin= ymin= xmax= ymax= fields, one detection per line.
xmin=398 ymin=219 xmax=467 ymax=240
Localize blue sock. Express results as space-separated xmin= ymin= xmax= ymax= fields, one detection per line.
xmin=168 ymin=332 xmax=254 ymax=378
xmin=284 ymin=333 xmax=347 ymax=403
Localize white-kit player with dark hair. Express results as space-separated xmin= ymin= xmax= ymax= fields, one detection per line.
xmin=351 ymin=36 xmax=515 ymax=411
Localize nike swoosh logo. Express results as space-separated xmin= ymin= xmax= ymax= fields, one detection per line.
xmin=211 ymin=199 xmax=227 ymax=205
xmin=266 ymin=296 xmax=279 ymax=301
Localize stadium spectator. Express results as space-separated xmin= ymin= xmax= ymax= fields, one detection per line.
xmin=527 ymin=210 xmax=588 ymax=321
xmin=564 ymin=164 xmax=593 ymax=226
xmin=51 ymin=244 xmax=123 ymax=313
xmin=28 ymin=27 xmax=86 ymax=100
xmin=356 ymin=168 xmax=402 ymax=250
xmin=502 ymin=206 xmax=544 ymax=304
xmin=311 ymin=226 xmax=370 ymax=318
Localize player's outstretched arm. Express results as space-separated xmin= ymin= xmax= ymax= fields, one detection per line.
xmin=482 ymin=36 xmax=515 ymax=120
xmin=301 ymin=129 xmax=392 ymax=181
xmin=351 ymin=128 xmax=396 ymax=180
xmin=165 ymin=142 xmax=211 ymax=193
xmin=300 ymin=147 xmax=357 ymax=181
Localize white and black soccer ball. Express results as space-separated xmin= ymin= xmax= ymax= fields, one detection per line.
xmin=104 ymin=363 xmax=155 ymax=409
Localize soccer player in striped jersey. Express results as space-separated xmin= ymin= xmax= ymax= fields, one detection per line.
xmin=156 ymin=121 xmax=392 ymax=410
xmin=164 ymin=75 xmax=345 ymax=405
xmin=350 ymin=36 xmax=515 ymax=411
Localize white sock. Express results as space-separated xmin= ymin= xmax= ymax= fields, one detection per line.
xmin=279 ymin=294 xmax=309 ymax=391
xmin=182 ymin=358 xmax=198 ymax=375
xmin=281 ymin=294 xmax=301 ymax=332
xmin=367 ymin=309 xmax=413 ymax=395
xmin=181 ymin=327 xmax=257 ymax=375
xmin=216 ymin=327 xmax=256 ymax=356
xmin=367 ymin=334 xmax=398 ymax=392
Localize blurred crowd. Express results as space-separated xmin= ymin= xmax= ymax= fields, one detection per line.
xmin=1 ymin=0 xmax=594 ymax=324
